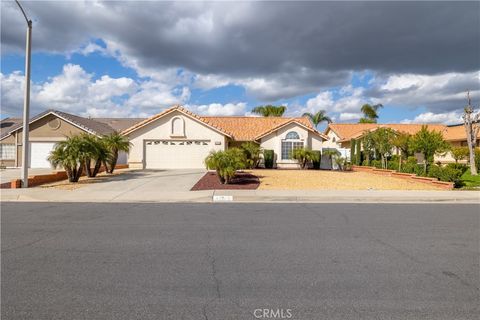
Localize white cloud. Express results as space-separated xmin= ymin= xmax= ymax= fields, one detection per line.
xmin=186 ymin=102 xmax=246 ymax=116
xmin=339 ymin=113 xmax=363 ymax=121
xmin=400 ymin=111 xmax=462 ymax=125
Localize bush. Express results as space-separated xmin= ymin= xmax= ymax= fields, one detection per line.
xmin=451 ymin=146 xmax=469 ymax=163
xmin=475 ymin=148 xmax=480 ymax=171
xmin=370 ymin=160 xmax=382 ymax=169
xmin=401 ymin=156 xmax=424 ymax=175
xmin=445 ymin=163 xmax=468 ymax=174
xmin=263 ymin=149 xmax=274 ymax=169
xmin=241 ymin=142 xmax=262 ymax=169
xmin=312 ymin=150 xmax=321 ymax=169
xmin=204 ymin=148 xmax=246 ymax=184
xmin=428 ymin=165 xmax=463 ymax=187
xmin=291 ymin=148 xmax=320 ymax=169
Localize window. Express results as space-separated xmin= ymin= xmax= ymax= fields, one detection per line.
xmin=281 ymin=131 xmax=303 ymax=160
xmin=0 ymin=144 xmax=15 ymax=160
xmin=171 ymin=117 xmax=185 ymax=136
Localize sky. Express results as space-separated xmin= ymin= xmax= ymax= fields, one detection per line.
xmin=1 ymin=0 xmax=479 ymax=127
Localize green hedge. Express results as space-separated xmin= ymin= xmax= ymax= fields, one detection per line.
xmin=428 ymin=165 xmax=464 ymax=187
xmin=312 ymin=150 xmax=321 ymax=169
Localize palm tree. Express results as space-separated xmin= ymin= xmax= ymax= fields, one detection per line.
xmin=251 ymin=105 xmax=286 ymax=117
xmin=302 ymin=110 xmax=332 ymax=128
xmin=80 ymin=134 xmax=109 ymax=177
xmin=102 ymin=132 xmax=131 ymax=174
xmin=48 ymin=135 xmax=90 ymax=182
xmin=359 ymin=103 xmax=383 ymax=123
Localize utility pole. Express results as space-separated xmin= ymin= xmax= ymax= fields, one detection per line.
xmin=15 ymin=0 xmax=32 ymax=187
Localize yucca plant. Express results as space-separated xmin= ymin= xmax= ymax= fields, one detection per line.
xmin=205 ymin=148 xmax=246 ymax=184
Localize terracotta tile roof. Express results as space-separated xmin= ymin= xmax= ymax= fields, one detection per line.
xmin=327 ymin=123 xmax=448 ymax=142
xmin=121 ymin=105 xmax=327 ymax=141
xmin=443 ymin=124 xmax=480 ymax=141
xmin=200 ymin=116 xmax=323 ymax=141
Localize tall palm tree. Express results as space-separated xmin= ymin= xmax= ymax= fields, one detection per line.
xmin=359 ymin=103 xmax=383 ymax=123
xmin=302 ymin=110 xmax=332 ymax=128
xmin=103 ymin=132 xmax=131 ymax=174
xmin=251 ymin=105 xmax=286 ymax=117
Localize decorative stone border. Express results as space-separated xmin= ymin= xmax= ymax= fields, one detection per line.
xmin=5 ymin=164 xmax=129 ymax=189
xmin=352 ymin=165 xmax=454 ymax=190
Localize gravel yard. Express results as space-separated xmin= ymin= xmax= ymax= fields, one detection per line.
xmin=248 ymin=169 xmax=443 ymax=190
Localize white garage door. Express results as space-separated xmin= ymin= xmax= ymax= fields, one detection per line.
xmin=145 ymin=140 xmax=213 ymax=169
xmin=30 ymin=142 xmax=56 ymax=168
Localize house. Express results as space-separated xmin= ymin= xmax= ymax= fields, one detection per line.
xmin=0 ymin=110 xmax=143 ymax=168
xmin=324 ymin=122 xmax=479 ymax=164
xmin=122 ymin=105 xmax=328 ymax=169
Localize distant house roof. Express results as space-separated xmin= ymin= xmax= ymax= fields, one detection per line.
xmin=121 ymin=105 xmax=328 ymax=141
xmin=0 ymin=117 xmax=22 ymax=138
xmin=0 ymin=110 xmax=142 ymax=141
xmin=326 ymin=123 xmax=448 ymax=142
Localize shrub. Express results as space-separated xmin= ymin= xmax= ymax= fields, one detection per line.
xmin=355 ymin=140 xmax=362 ymax=165
xmin=263 ymin=149 xmax=274 ymax=169
xmin=241 ymin=142 xmax=262 ymax=169
xmin=401 ymin=156 xmax=424 ymax=175
xmin=350 ymin=139 xmax=356 ymax=164
xmin=428 ymin=165 xmax=463 ymax=187
xmin=370 ymin=160 xmax=382 ymax=169
xmin=451 ymin=146 xmax=469 ymax=163
xmin=312 ymin=150 xmax=321 ymax=169
xmin=205 ymin=148 xmax=246 ymax=184
xmin=475 ymin=148 xmax=480 ymax=171
xmin=291 ymin=148 xmax=320 ymax=169
xmin=445 ymin=163 xmax=468 ymax=174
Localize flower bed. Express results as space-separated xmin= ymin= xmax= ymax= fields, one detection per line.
xmin=191 ymin=171 xmax=260 ymax=191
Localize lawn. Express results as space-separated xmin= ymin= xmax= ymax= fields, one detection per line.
xmin=247 ymin=169 xmax=443 ymax=190
xmin=460 ymin=170 xmax=480 ymax=189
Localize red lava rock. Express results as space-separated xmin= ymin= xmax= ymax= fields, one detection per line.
xmin=191 ymin=171 xmax=259 ymax=191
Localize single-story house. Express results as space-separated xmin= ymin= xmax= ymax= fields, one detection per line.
xmin=0 ymin=110 xmax=142 ymax=168
xmin=122 ymin=105 xmax=328 ymax=169
xmin=323 ymin=123 xmax=479 ymax=164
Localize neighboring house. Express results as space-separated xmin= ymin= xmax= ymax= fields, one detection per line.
xmin=0 ymin=110 xmax=143 ymax=168
xmin=324 ymin=123 xmax=479 ymax=164
xmin=122 ymin=105 xmax=328 ymax=169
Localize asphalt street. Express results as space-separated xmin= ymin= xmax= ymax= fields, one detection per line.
xmin=1 ymin=203 xmax=479 ymax=320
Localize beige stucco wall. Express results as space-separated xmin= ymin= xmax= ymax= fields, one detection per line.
xmin=259 ymin=123 xmax=324 ymax=168
xmin=126 ymin=110 xmax=227 ymax=169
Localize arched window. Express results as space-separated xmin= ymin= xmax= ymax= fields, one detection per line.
xmin=285 ymin=131 xmax=300 ymax=140
xmin=281 ymin=131 xmax=303 ymax=160
xmin=171 ymin=117 xmax=185 ymax=136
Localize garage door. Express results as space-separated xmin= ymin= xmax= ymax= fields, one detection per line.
xmin=145 ymin=140 xmax=213 ymax=169
xmin=30 ymin=142 xmax=56 ymax=168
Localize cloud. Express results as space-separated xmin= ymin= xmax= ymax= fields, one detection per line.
xmin=339 ymin=113 xmax=363 ymax=121
xmin=1 ymin=1 xmax=478 ymax=103
xmin=186 ymin=103 xmax=246 ymax=116
xmin=400 ymin=111 xmax=463 ymax=125
xmin=1 ymin=64 xmax=191 ymax=117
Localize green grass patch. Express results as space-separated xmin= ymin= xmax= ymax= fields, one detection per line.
xmin=460 ymin=170 xmax=480 ymax=189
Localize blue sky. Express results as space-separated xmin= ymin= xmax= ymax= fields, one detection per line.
xmin=1 ymin=1 xmax=478 ymax=124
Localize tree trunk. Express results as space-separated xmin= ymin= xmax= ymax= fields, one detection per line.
xmin=103 ymin=160 xmax=109 ymax=174
xmin=84 ymin=159 xmax=92 ymax=177
xmin=108 ymin=150 xmax=118 ymax=174
xmin=92 ymin=158 xmax=102 ymax=177
xmin=73 ymin=165 xmax=83 ymax=182
xmin=398 ymin=153 xmax=402 ymax=172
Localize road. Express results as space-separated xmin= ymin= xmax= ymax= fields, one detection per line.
xmin=1 ymin=203 xmax=479 ymax=320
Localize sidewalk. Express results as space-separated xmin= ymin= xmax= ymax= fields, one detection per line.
xmin=1 ymin=187 xmax=479 ymax=203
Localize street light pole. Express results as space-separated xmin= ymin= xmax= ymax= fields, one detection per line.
xmin=15 ymin=0 xmax=32 ymax=188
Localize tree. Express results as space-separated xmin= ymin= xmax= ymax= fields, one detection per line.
xmin=48 ymin=135 xmax=90 ymax=182
xmin=80 ymin=134 xmax=109 ymax=177
xmin=362 ymin=131 xmax=376 ymax=165
xmin=391 ymin=132 xmax=412 ymax=171
xmin=462 ymin=92 xmax=480 ymax=175
xmin=291 ymin=148 xmax=320 ymax=169
xmin=241 ymin=142 xmax=262 ymax=169
xmin=410 ymin=126 xmax=450 ymax=174
xmin=251 ymin=105 xmax=286 ymax=117
xmin=451 ymin=146 xmax=469 ymax=164
xmin=102 ymin=132 xmax=131 ymax=174
xmin=359 ymin=103 xmax=383 ymax=123
xmin=205 ymin=148 xmax=246 ymax=184
xmin=350 ymin=139 xmax=356 ymax=164
xmin=302 ymin=110 xmax=332 ymax=128
xmin=370 ymin=127 xmax=396 ymax=169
